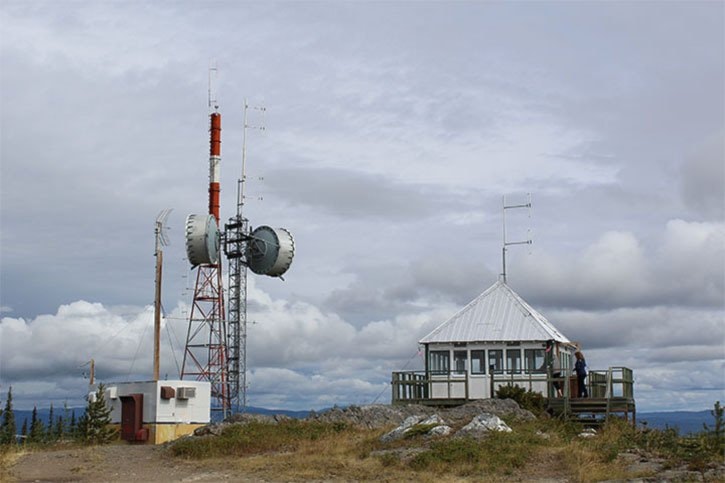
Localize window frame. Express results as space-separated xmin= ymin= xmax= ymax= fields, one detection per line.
xmin=488 ymin=349 xmax=503 ymax=374
xmin=524 ymin=348 xmax=546 ymax=374
xmin=506 ymin=348 xmax=522 ymax=374
xmin=471 ymin=350 xmax=486 ymax=374
xmin=429 ymin=350 xmax=450 ymax=375
xmin=453 ymin=350 xmax=467 ymax=375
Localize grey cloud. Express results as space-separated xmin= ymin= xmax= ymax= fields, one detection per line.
xmin=263 ymin=165 xmax=469 ymax=221
xmin=548 ymin=306 xmax=724 ymax=353
xmin=646 ymin=346 xmax=725 ymax=364
xmin=681 ymin=130 xmax=725 ymax=220
xmin=514 ymin=221 xmax=725 ymax=311
xmin=322 ymin=256 xmax=494 ymax=327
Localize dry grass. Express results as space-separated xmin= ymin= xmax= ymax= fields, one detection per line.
xmin=166 ymin=416 xmax=721 ymax=482
xmin=0 ymin=447 xmax=27 ymax=480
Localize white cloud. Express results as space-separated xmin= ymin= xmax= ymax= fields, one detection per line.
xmin=514 ymin=219 xmax=725 ymax=309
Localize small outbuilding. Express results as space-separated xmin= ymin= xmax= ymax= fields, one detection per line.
xmin=90 ymin=380 xmax=210 ymax=444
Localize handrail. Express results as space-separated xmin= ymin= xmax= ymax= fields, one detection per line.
xmin=392 ymin=366 xmax=634 ymax=405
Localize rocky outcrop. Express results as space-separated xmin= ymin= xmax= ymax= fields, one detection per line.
xmin=308 ymin=403 xmax=436 ymax=429
xmin=309 ymin=399 xmax=534 ymax=429
xmin=455 ymin=413 xmax=512 ymax=438
xmin=380 ymin=414 xmax=453 ymax=442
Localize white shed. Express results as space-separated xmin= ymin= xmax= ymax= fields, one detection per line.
xmin=89 ymin=380 xmax=210 ymax=444
xmin=394 ymin=280 xmax=577 ymax=402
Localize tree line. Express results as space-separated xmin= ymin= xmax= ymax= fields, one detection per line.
xmin=1 ymin=384 xmax=116 ymax=446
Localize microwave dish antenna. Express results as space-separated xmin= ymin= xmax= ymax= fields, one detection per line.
xmin=245 ymin=226 xmax=295 ymax=278
xmin=185 ymin=213 xmax=221 ymax=266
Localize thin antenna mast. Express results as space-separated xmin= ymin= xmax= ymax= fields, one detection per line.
xmin=225 ymin=99 xmax=265 ymax=413
xmin=208 ymin=63 xmax=218 ymax=112
xmin=501 ymin=193 xmax=532 ymax=284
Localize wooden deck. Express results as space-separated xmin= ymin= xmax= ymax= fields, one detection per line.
xmin=548 ymin=396 xmax=636 ymax=426
xmin=391 ymin=367 xmax=635 ymax=424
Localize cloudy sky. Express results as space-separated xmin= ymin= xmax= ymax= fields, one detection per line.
xmin=1 ymin=1 xmax=723 ymax=413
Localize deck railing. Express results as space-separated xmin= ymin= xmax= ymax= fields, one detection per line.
xmin=391 ymin=367 xmax=634 ymax=406
xmin=391 ymin=371 xmax=468 ymax=404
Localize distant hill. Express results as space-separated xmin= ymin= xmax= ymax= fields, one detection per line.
xmin=9 ymin=406 xmax=714 ymax=435
xmin=244 ymin=406 xmax=311 ymax=419
xmin=11 ymin=407 xmax=84 ymax=431
xmin=11 ymin=405 xmax=311 ymax=428
xmin=638 ymin=410 xmax=714 ymax=435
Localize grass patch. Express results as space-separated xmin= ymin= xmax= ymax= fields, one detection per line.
xmin=168 ymin=413 xmax=723 ymax=481
xmin=409 ymin=420 xmax=550 ymax=477
xmin=171 ymin=420 xmax=350 ymax=459
xmin=0 ymin=446 xmax=26 ymax=480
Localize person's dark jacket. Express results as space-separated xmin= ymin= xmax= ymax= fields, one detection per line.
xmin=575 ymin=359 xmax=587 ymax=377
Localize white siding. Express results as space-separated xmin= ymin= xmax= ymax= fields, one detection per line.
xmin=91 ymin=380 xmax=210 ymax=424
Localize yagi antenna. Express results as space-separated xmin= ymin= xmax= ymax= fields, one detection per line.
xmin=155 ymin=208 xmax=172 ymax=253
xmin=208 ymin=62 xmax=219 ymax=112
xmin=501 ymin=193 xmax=532 ymax=284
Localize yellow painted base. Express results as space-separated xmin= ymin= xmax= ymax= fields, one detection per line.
xmin=148 ymin=423 xmax=206 ymax=444
xmin=110 ymin=423 xmax=206 ymax=445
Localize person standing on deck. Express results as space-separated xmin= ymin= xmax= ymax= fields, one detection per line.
xmin=574 ymin=351 xmax=588 ymax=398
xmin=549 ymin=342 xmax=564 ymax=397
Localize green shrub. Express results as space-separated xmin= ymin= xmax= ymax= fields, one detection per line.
xmin=410 ymin=437 xmax=481 ymax=471
xmin=496 ymin=384 xmax=547 ymax=415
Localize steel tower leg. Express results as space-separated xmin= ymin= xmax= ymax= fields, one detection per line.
xmin=224 ymin=216 xmax=248 ymax=413
xmin=180 ymin=263 xmax=229 ymax=416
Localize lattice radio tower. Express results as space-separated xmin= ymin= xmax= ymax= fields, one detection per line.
xmin=181 ymin=69 xmax=294 ymax=419
xmin=224 ymin=100 xmax=265 ymax=413
xmin=180 ymin=67 xmax=229 ymax=415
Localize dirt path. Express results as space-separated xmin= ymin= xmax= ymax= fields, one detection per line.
xmin=6 ymin=444 xmax=244 ymax=482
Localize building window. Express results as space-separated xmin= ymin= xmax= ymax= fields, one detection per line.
xmin=453 ymin=350 xmax=467 ymax=374
xmin=488 ymin=349 xmax=503 ymax=374
xmin=506 ymin=349 xmax=522 ymax=374
xmin=471 ymin=350 xmax=485 ymax=374
xmin=524 ymin=349 xmax=545 ymax=374
xmin=429 ymin=350 xmax=449 ymax=374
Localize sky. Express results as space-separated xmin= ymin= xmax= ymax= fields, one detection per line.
xmin=0 ymin=1 xmax=723 ymax=413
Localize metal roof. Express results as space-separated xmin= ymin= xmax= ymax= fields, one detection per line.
xmin=419 ymin=281 xmax=570 ymax=344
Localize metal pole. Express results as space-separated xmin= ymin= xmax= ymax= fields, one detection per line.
xmin=153 ymin=250 xmax=162 ymax=380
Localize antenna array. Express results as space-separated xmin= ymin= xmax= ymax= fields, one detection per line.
xmin=501 ymin=193 xmax=532 ymax=283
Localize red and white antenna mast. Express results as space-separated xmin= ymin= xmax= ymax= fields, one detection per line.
xmin=181 ymin=65 xmax=229 ymax=417
xmin=208 ymin=65 xmax=221 ymax=221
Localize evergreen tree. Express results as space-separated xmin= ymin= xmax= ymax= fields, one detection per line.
xmin=0 ymin=386 xmax=16 ymax=445
xmin=76 ymin=412 xmax=87 ymax=442
xmin=55 ymin=415 xmax=64 ymax=441
xmin=28 ymin=406 xmax=45 ymax=444
xmin=82 ymin=384 xmax=116 ymax=444
xmin=703 ymin=400 xmax=724 ymax=454
xmin=68 ymin=410 xmax=77 ymax=439
xmin=46 ymin=403 xmax=55 ymax=442
xmin=21 ymin=418 xmax=28 ymax=437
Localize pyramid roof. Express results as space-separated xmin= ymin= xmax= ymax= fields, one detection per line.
xmin=419 ymin=281 xmax=570 ymax=344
